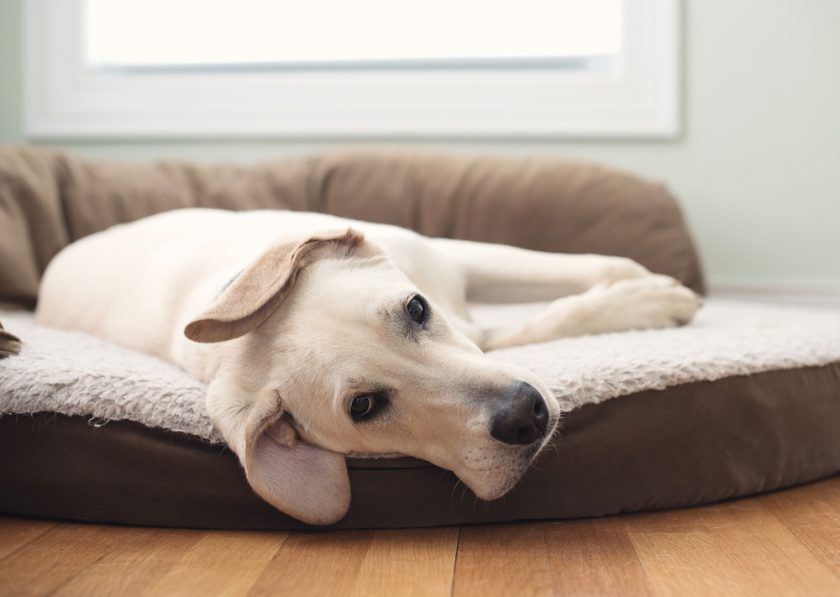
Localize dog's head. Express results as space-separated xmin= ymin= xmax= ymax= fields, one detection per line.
xmin=185 ymin=229 xmax=560 ymax=524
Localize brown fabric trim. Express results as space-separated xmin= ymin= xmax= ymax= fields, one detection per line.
xmin=2 ymin=362 xmax=838 ymax=529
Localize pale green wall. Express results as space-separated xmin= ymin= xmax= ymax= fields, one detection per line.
xmin=0 ymin=0 xmax=22 ymax=141
xmin=2 ymin=0 xmax=839 ymax=288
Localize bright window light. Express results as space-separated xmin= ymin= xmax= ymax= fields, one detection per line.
xmin=84 ymin=0 xmax=622 ymax=69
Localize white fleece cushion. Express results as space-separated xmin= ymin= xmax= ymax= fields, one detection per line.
xmin=1 ymin=299 xmax=840 ymax=442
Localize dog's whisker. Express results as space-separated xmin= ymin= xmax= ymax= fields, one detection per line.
xmin=528 ymin=461 xmax=545 ymax=473
xmin=450 ymin=478 xmax=464 ymax=505
xmin=460 ymin=483 xmax=471 ymax=507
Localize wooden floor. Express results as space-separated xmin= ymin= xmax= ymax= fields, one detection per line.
xmin=1 ymin=477 xmax=839 ymax=597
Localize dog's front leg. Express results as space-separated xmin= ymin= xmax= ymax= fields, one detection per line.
xmin=479 ymin=275 xmax=702 ymax=350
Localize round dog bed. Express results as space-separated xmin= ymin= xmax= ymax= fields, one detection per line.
xmin=2 ymin=300 xmax=839 ymax=529
xmin=1 ymin=147 xmax=837 ymax=528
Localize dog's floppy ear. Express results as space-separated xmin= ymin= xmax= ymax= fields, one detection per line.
xmin=207 ymin=377 xmax=351 ymax=525
xmin=185 ymin=228 xmax=365 ymax=343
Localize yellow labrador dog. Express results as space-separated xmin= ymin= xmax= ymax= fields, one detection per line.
xmin=37 ymin=208 xmax=700 ymax=524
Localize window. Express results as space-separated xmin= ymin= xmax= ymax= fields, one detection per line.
xmin=24 ymin=0 xmax=679 ymax=138
xmin=85 ymin=0 xmax=622 ymax=70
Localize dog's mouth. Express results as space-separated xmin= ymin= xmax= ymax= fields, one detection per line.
xmin=460 ymin=412 xmax=561 ymax=501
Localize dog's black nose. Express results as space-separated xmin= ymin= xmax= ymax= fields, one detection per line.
xmin=490 ymin=382 xmax=549 ymax=445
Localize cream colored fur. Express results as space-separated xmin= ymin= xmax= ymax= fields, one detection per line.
xmin=36 ymin=208 xmax=700 ymax=524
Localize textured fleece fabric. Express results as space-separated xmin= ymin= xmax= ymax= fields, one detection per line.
xmin=2 ymin=299 xmax=839 ymax=442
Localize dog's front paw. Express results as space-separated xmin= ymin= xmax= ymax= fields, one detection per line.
xmin=593 ymin=274 xmax=702 ymax=331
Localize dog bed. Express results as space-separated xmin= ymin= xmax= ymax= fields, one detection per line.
xmin=1 ymin=147 xmax=838 ymax=528
xmin=2 ymin=300 xmax=840 ymax=529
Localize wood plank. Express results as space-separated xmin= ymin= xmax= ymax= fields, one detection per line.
xmin=0 ymin=522 xmax=127 ymax=596
xmin=52 ymin=528 xmax=203 ymax=597
xmin=453 ymin=523 xmax=555 ymax=597
xmin=348 ymin=528 xmax=459 ymax=597
xmin=249 ymin=531 xmax=374 ymax=597
xmin=620 ymin=503 xmax=718 ymax=535
xmin=760 ymin=477 xmax=840 ymax=581
xmin=628 ymin=500 xmax=840 ymax=597
xmin=142 ymin=531 xmax=287 ymax=597
xmin=543 ymin=518 xmax=653 ymax=596
xmin=2 ymin=478 xmax=840 ymax=596
xmin=0 ymin=517 xmax=57 ymax=561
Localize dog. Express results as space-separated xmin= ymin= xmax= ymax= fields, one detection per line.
xmin=36 ymin=208 xmax=701 ymax=524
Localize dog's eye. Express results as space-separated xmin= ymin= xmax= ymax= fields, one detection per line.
xmin=405 ymin=295 xmax=427 ymax=324
xmin=349 ymin=394 xmax=376 ymax=420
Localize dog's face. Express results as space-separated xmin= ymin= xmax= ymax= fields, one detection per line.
xmin=268 ymin=252 xmax=561 ymax=497
xmin=186 ymin=229 xmax=560 ymax=524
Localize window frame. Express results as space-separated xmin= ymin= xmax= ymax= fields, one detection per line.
xmin=23 ymin=0 xmax=680 ymax=139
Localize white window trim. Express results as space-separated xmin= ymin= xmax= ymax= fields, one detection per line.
xmin=24 ymin=0 xmax=680 ymax=140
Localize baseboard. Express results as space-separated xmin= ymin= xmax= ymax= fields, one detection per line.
xmin=707 ymin=277 xmax=840 ymax=308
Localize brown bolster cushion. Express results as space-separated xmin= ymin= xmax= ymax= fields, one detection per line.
xmin=0 ymin=146 xmax=704 ymax=305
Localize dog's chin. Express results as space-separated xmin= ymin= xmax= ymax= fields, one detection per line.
xmin=468 ymin=475 xmax=523 ymax=501
xmin=461 ymin=417 xmax=560 ymax=501
xmin=461 ymin=445 xmax=549 ymax=501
